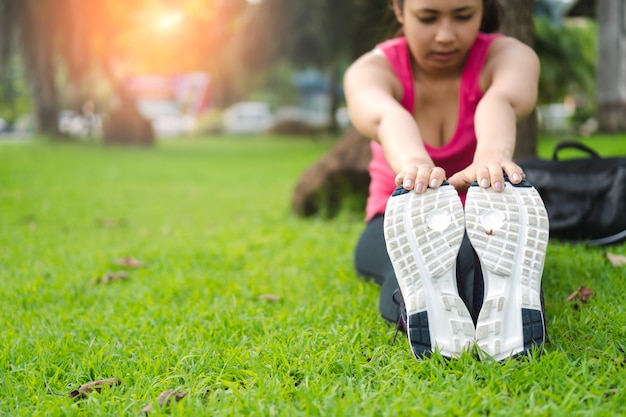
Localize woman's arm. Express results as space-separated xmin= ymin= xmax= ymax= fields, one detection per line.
xmin=344 ymin=52 xmax=446 ymax=192
xmin=447 ymin=37 xmax=540 ymax=192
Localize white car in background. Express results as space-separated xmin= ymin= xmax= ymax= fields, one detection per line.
xmin=222 ymin=102 xmax=274 ymax=134
xmin=136 ymin=99 xmax=195 ymax=137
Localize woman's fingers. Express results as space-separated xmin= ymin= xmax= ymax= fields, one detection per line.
xmin=450 ymin=161 xmax=526 ymax=192
xmin=396 ymin=165 xmax=446 ymax=193
xmin=502 ymin=161 xmax=525 ymax=184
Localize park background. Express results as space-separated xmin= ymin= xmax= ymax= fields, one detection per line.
xmin=1 ymin=0 xmax=626 ymax=416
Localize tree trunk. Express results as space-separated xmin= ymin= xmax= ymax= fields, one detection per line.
xmin=501 ymin=0 xmax=538 ymax=160
xmin=19 ymin=0 xmax=59 ymax=135
xmin=596 ymin=0 xmax=626 ymax=132
xmin=0 ymin=0 xmax=15 ymax=73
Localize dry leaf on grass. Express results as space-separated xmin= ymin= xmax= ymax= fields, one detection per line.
xmin=139 ymin=390 xmax=187 ymax=415
xmin=113 ymin=257 xmax=145 ymax=268
xmin=567 ymin=285 xmax=595 ymax=309
xmin=69 ymin=378 xmax=121 ymax=399
xmin=90 ymin=271 xmax=130 ymax=285
xmin=606 ymin=252 xmax=626 ymax=267
xmin=257 ymin=294 xmax=281 ymax=302
xmin=98 ymin=217 xmax=126 ymax=229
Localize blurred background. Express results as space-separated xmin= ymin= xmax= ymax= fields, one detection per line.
xmin=0 ymin=0 xmax=622 ymax=144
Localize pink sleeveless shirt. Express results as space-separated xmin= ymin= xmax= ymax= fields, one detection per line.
xmin=365 ymin=33 xmax=501 ymax=222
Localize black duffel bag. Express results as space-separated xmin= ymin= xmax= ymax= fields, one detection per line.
xmin=518 ymin=141 xmax=626 ymax=246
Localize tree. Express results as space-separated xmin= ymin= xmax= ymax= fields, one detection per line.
xmin=231 ymin=0 xmax=391 ymax=132
xmin=1 ymin=0 xmax=132 ymax=135
xmin=501 ymin=0 xmax=538 ymax=160
xmin=0 ymin=0 xmax=250 ymax=136
xmin=1 ymin=0 xmax=58 ymax=134
xmin=596 ymin=0 xmax=626 ymax=132
xmin=534 ymin=16 xmax=597 ymax=127
xmin=0 ymin=3 xmax=29 ymax=127
xmin=562 ymin=0 xmax=626 ymax=132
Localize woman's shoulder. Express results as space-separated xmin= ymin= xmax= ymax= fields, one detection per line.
xmin=345 ymin=46 xmax=398 ymax=89
xmin=375 ymin=36 xmax=407 ymax=52
xmin=349 ymin=36 xmax=408 ymax=73
xmin=481 ymin=34 xmax=538 ymax=74
xmin=479 ymin=34 xmax=540 ymax=90
xmin=486 ymin=34 xmax=538 ymax=59
xmin=345 ymin=44 xmax=404 ymax=102
xmin=348 ymin=48 xmax=394 ymax=74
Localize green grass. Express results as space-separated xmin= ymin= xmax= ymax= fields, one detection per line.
xmin=537 ymin=134 xmax=626 ymax=159
xmin=1 ymin=134 xmax=625 ymax=416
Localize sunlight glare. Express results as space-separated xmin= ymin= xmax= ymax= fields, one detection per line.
xmin=157 ymin=12 xmax=183 ymax=30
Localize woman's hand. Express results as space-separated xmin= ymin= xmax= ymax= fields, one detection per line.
xmin=447 ymin=159 xmax=525 ymax=192
xmin=395 ymin=161 xmax=447 ymax=193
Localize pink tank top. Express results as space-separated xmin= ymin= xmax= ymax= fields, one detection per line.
xmin=365 ymin=33 xmax=501 ymax=221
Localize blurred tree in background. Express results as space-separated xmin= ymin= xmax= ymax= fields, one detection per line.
xmin=0 ymin=0 xmax=394 ymax=136
xmin=0 ymin=0 xmax=250 ymax=136
xmin=535 ymin=18 xmax=597 ymax=106
xmin=500 ymin=0 xmax=539 ymax=158
xmin=0 ymin=0 xmax=619 ymax=138
xmin=2 ymin=1 xmax=139 ymax=134
xmin=595 ymin=0 xmax=626 ymax=132
xmin=534 ymin=16 xmax=597 ymax=131
xmin=231 ymin=0 xmax=391 ymax=131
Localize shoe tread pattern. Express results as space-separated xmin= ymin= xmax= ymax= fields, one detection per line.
xmin=466 ymin=183 xmax=548 ymax=360
xmin=384 ymin=185 xmax=475 ymax=359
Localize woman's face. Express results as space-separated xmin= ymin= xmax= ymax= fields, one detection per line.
xmin=395 ymin=0 xmax=483 ymax=76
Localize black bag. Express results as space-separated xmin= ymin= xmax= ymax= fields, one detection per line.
xmin=518 ymin=141 xmax=626 ymax=246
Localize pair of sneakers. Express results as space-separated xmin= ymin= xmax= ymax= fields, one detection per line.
xmin=384 ymin=178 xmax=549 ymax=361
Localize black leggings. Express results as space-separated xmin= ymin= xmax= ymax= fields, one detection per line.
xmin=353 ymin=215 xmax=484 ymax=324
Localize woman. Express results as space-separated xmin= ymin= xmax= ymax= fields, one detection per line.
xmin=344 ymin=0 xmax=549 ymax=361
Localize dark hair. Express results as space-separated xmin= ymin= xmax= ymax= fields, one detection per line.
xmin=480 ymin=0 xmax=504 ymax=33
xmin=394 ymin=0 xmax=504 ymax=33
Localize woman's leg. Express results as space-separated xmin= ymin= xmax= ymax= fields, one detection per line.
xmin=355 ymin=215 xmax=485 ymax=326
xmin=354 ymin=215 xmax=400 ymax=323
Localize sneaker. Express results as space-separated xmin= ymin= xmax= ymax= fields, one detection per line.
xmin=384 ymin=183 xmax=476 ymax=359
xmin=465 ymin=177 xmax=549 ymax=361
xmin=391 ymin=289 xmax=407 ymax=344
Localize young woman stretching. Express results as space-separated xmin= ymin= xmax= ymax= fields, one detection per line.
xmin=345 ymin=0 xmax=549 ymax=361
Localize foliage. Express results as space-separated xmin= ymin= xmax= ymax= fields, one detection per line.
xmin=534 ymin=17 xmax=597 ymax=106
xmin=230 ymin=0 xmax=392 ymax=131
xmin=1 ymin=135 xmax=626 ymax=415
xmin=246 ymin=62 xmax=301 ymax=109
xmin=1 ymin=0 xmax=391 ymax=135
xmin=0 ymin=0 xmax=253 ymax=134
xmin=2 ymin=1 xmax=597 ymax=137
xmin=0 ymin=52 xmax=30 ymax=125
xmin=231 ymin=0 xmax=391 ymax=75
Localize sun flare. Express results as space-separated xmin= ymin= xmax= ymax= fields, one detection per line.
xmin=156 ymin=12 xmax=183 ymax=30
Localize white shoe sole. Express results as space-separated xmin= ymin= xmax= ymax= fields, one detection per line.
xmin=465 ymin=180 xmax=549 ymax=361
xmin=384 ymin=184 xmax=476 ymax=359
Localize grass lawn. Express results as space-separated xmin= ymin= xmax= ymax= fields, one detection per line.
xmin=1 ymin=134 xmax=625 ymax=416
